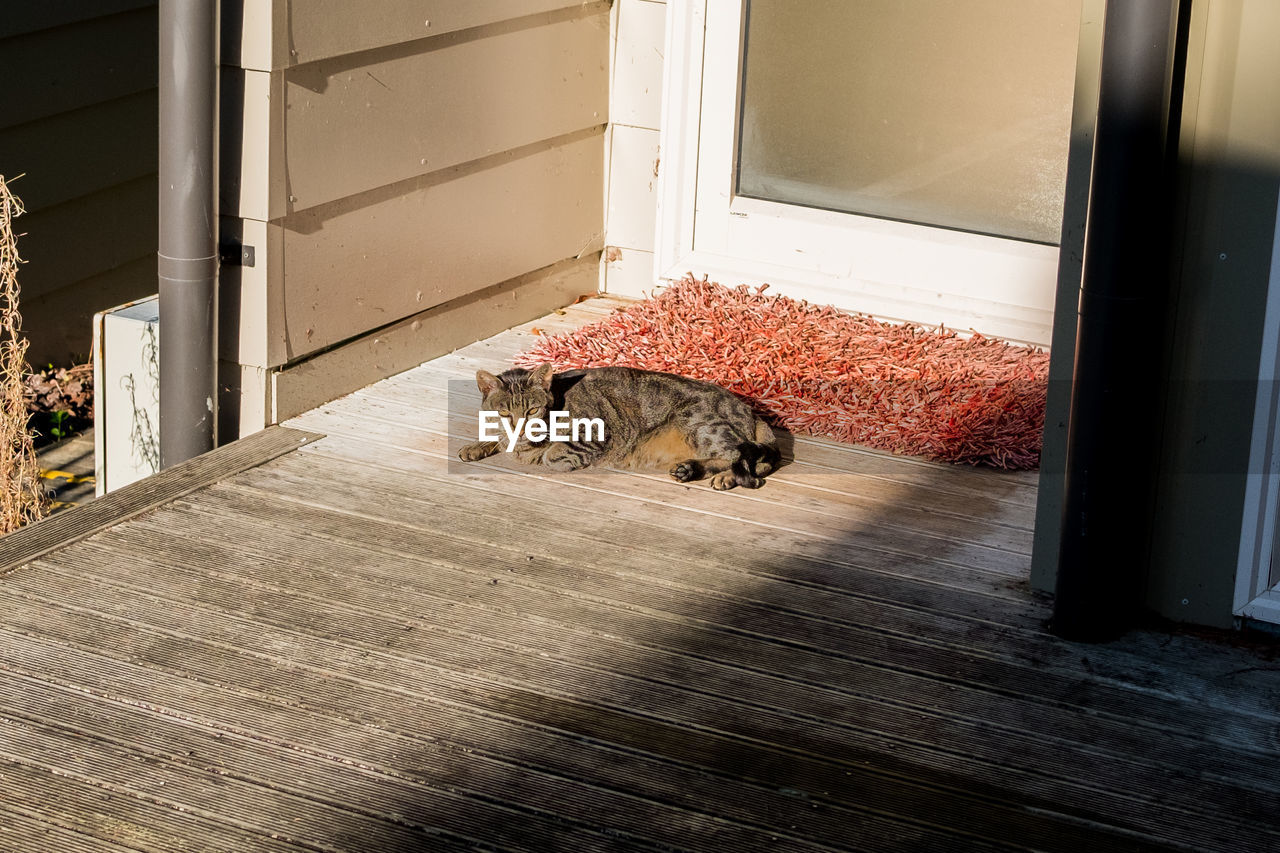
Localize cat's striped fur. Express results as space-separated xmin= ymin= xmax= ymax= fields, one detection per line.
xmin=458 ymin=364 xmax=780 ymax=490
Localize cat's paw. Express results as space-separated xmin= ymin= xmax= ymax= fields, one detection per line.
xmin=543 ymin=455 xmax=585 ymax=472
xmin=670 ymin=461 xmax=701 ymax=482
xmin=513 ymin=445 xmax=548 ymax=465
xmin=710 ymin=470 xmax=738 ymax=490
xmin=542 ymin=445 xmax=588 ymax=471
xmin=459 ymin=441 xmax=499 ymax=462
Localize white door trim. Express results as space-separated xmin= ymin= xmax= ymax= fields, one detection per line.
xmin=654 ymin=0 xmax=1062 ymax=347
xmin=653 ymin=0 xmax=707 ymax=281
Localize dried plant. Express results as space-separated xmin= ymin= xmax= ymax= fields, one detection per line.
xmin=26 ymin=362 xmax=94 ymax=422
xmin=0 ymin=175 xmax=49 ymax=532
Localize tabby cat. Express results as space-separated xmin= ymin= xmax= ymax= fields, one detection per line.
xmin=458 ymin=364 xmax=780 ymax=490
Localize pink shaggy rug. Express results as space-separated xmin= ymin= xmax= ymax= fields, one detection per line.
xmin=514 ymin=275 xmax=1050 ymax=469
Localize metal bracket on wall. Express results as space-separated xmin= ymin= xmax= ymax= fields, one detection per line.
xmin=218 ymin=242 xmax=256 ymax=268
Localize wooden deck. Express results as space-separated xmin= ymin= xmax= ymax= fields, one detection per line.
xmin=2 ymin=297 xmax=1279 ymax=852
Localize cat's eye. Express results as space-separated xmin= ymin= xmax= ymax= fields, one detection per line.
xmin=498 ymin=410 xmax=511 ymax=418
xmin=526 ymin=407 xmax=540 ymax=416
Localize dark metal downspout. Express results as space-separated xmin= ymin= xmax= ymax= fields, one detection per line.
xmin=158 ymin=0 xmax=218 ymax=467
xmin=1052 ymin=0 xmax=1184 ymax=641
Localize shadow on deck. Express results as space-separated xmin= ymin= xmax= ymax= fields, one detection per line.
xmin=0 ymin=300 xmax=1277 ymax=852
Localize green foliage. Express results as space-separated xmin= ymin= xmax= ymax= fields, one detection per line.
xmin=49 ymin=409 xmax=71 ymax=442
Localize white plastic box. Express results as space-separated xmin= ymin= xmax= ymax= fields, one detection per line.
xmin=92 ymin=296 xmax=160 ymax=496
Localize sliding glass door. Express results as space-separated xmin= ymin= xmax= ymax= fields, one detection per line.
xmin=657 ymin=0 xmax=1083 ymax=346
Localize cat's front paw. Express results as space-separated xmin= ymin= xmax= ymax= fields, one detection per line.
xmin=513 ymin=444 xmax=549 ymax=465
xmin=542 ymin=444 xmax=588 ymax=471
xmin=459 ymin=441 xmax=500 ymax=462
xmin=543 ymin=455 xmax=586 ymax=472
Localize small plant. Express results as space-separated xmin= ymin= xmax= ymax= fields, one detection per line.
xmin=49 ymin=409 xmax=71 ymax=442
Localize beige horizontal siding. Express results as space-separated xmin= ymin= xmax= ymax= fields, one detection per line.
xmin=0 ymin=3 xmax=158 ymax=366
xmin=0 ymin=91 xmax=156 ymax=213
xmin=2 ymin=7 xmax=157 ymax=130
xmin=276 ymin=128 xmax=604 ymax=365
xmin=16 ymin=175 xmax=156 ymax=303
xmin=222 ymin=2 xmax=610 ymax=220
xmin=21 ymin=256 xmax=154 ymax=368
xmin=282 ymin=6 xmax=609 ymax=212
xmin=220 ymin=1 xmax=610 ymax=383
xmin=226 ymin=0 xmax=595 ymax=71
xmin=271 ymin=254 xmax=600 ymax=420
xmin=14 ymin=174 xmax=156 ymax=369
xmin=0 ymin=0 xmax=153 ymax=41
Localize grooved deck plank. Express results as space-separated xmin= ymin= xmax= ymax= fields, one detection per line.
xmin=0 ymin=426 xmax=321 ymax=574
xmin=0 ymin=613 xmax=1216 ymax=853
xmin=350 ymin=381 xmax=1039 ymax=542
xmin=153 ymin=481 xmax=1278 ymax=752
xmin=211 ymin=463 xmax=1046 ymax=629
xmin=0 ymin=669 xmax=1011 ymax=853
xmin=0 ymin=672 xmax=1011 ymax=853
xmin=0 ymin=757 xmax=344 ymax=853
xmin=291 ymin=435 xmax=1039 ymax=604
xmin=1 ymin=299 xmax=1276 ymax=852
xmin=0 ymin=805 xmax=144 ymax=853
xmin=375 ymin=359 xmax=1043 ymax=516
xmin=2 ymin=546 xmax=1275 ymax=852
xmin=284 ymin=412 xmax=1033 ymax=577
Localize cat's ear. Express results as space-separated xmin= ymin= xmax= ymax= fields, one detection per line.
xmin=530 ymin=363 xmax=554 ymax=390
xmin=476 ymin=370 xmax=501 ymax=396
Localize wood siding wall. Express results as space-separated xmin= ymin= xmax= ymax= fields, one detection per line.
xmin=0 ymin=2 xmax=159 ymax=367
xmin=220 ymin=0 xmax=609 ymax=382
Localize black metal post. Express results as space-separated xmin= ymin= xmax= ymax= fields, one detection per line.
xmin=1052 ymin=0 xmax=1183 ymax=641
xmin=158 ymin=0 xmax=218 ymax=467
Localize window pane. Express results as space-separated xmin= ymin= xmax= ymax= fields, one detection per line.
xmin=737 ymin=0 xmax=1082 ymax=244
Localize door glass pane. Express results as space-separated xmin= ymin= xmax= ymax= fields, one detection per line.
xmin=737 ymin=0 xmax=1082 ymax=244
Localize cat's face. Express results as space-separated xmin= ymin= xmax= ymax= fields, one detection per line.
xmin=475 ymin=365 xmax=554 ymax=443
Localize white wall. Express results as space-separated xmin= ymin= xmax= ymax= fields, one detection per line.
xmin=603 ymin=0 xmax=666 ymax=297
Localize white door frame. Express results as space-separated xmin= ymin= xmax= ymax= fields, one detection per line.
xmin=654 ymin=0 xmax=1063 ymax=347
xmin=1234 ymin=188 xmax=1280 ymax=626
